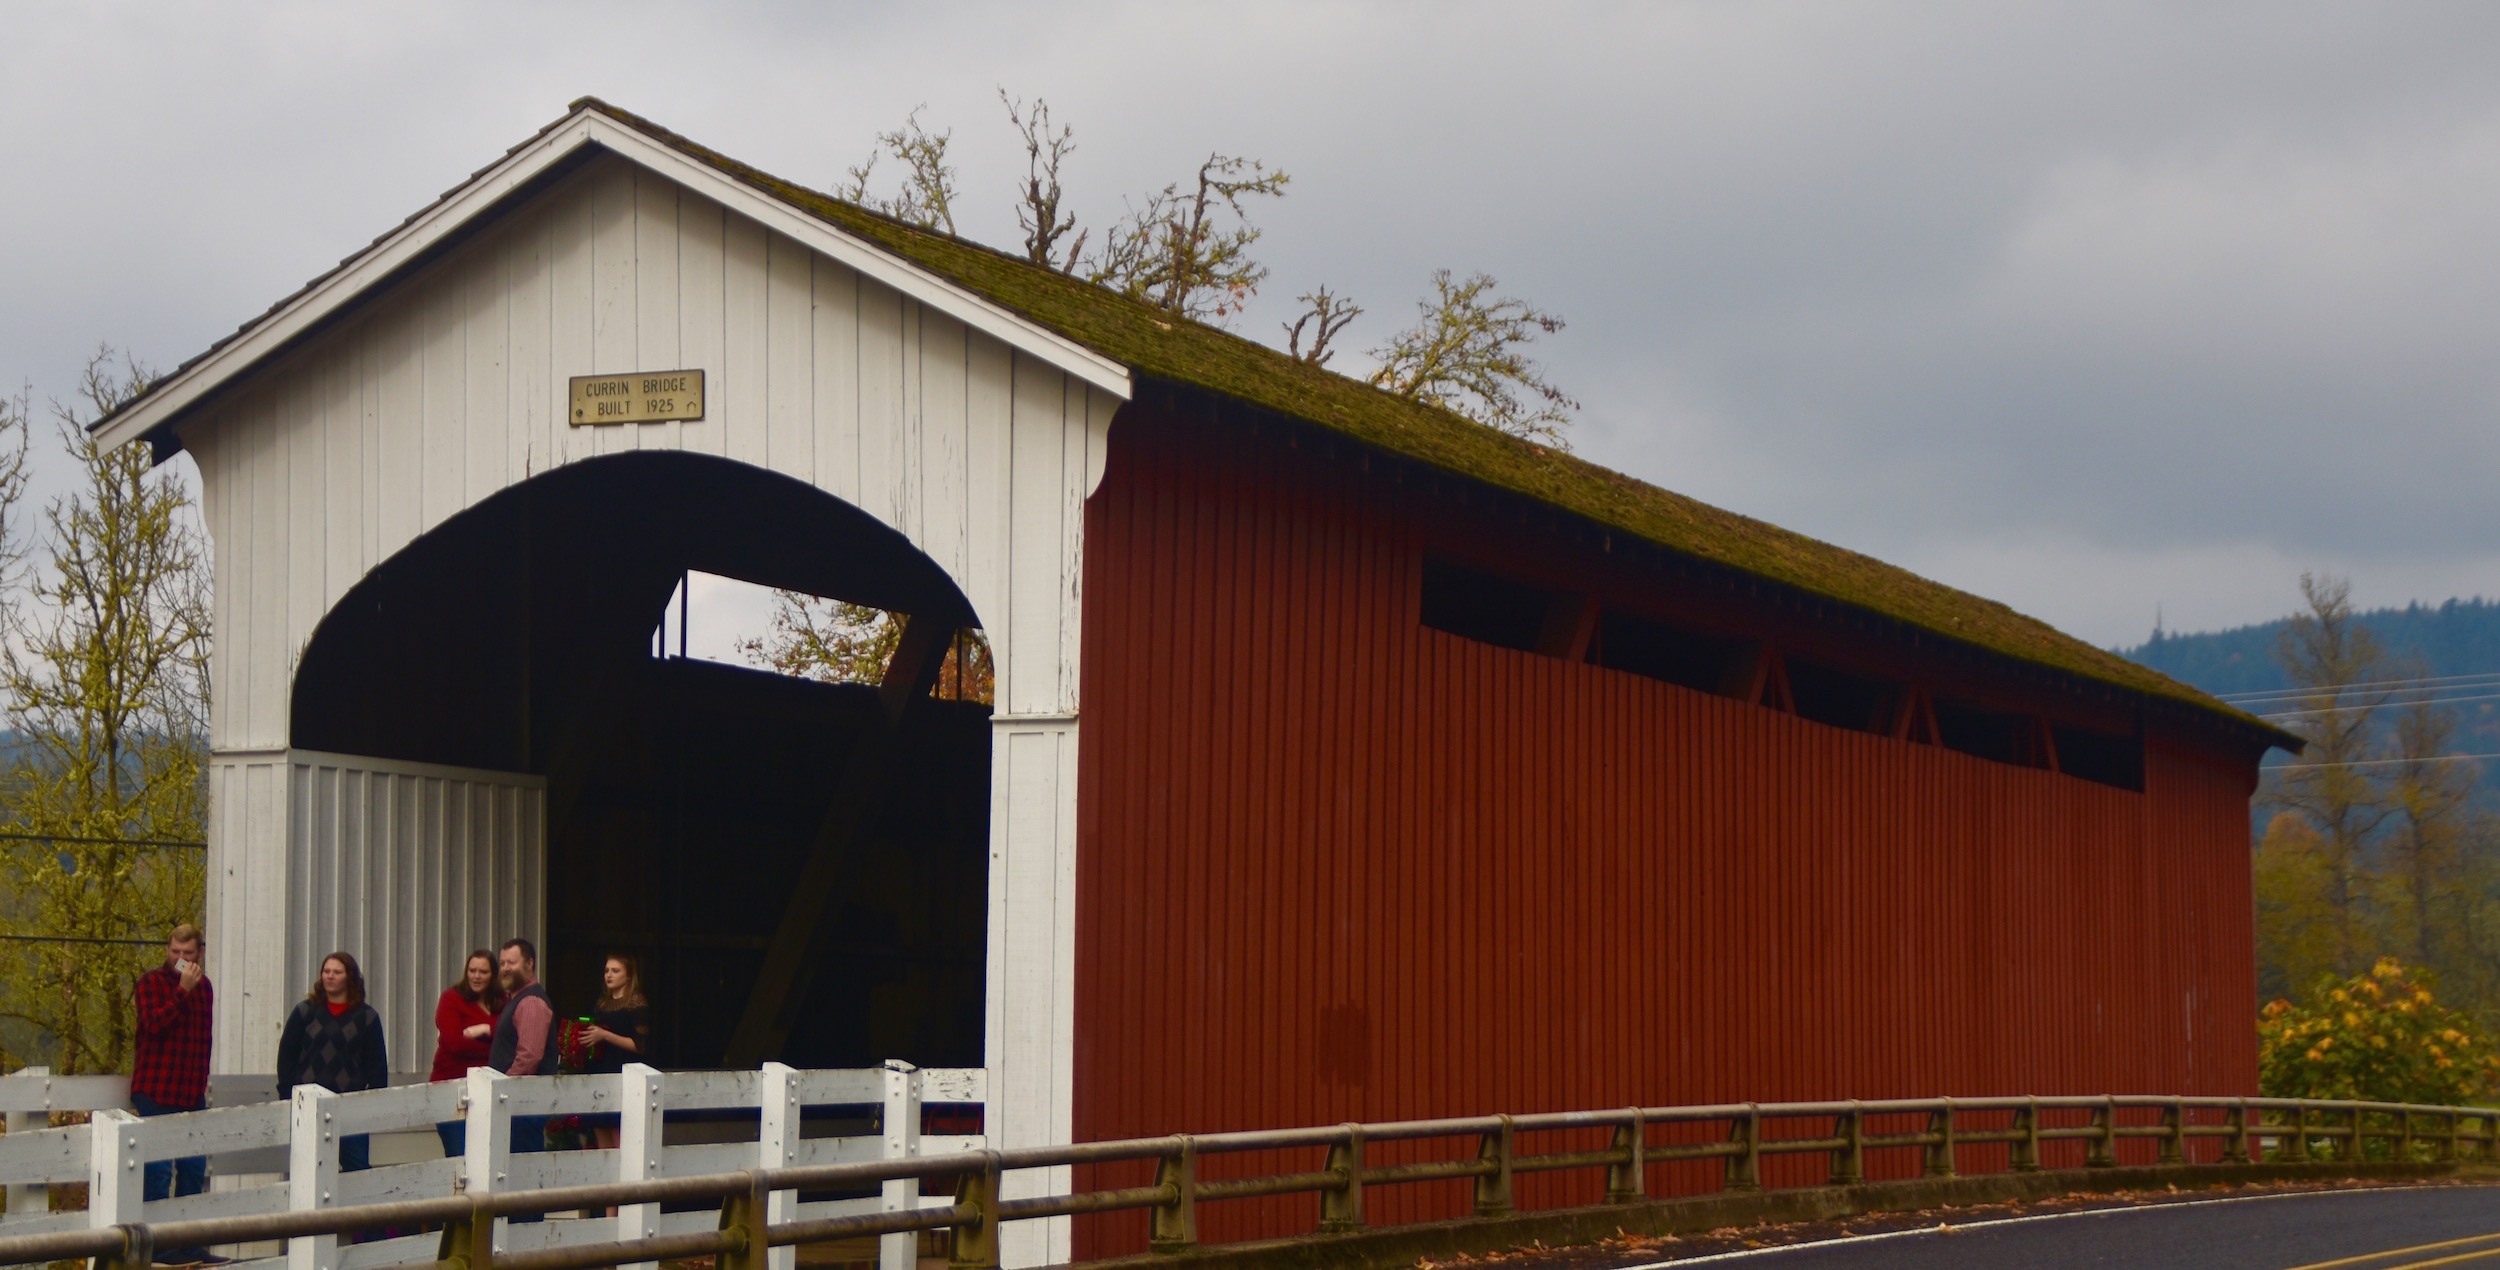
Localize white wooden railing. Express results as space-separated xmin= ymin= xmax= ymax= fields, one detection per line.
xmin=0 ymin=1062 xmax=984 ymax=1270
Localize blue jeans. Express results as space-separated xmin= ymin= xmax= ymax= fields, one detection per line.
xmin=436 ymin=1120 xmax=466 ymax=1159
xmin=340 ymin=1134 xmax=371 ymax=1173
xmin=129 ymin=1091 xmax=207 ymax=1202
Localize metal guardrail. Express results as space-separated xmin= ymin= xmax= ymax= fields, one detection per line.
xmin=2 ymin=1093 xmax=2490 ymax=1270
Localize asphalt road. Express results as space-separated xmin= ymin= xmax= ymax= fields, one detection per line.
xmin=1623 ymin=1185 xmax=2500 ymax=1268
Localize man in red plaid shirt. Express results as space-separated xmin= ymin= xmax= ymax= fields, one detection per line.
xmin=131 ymin=923 xmax=216 ymax=1253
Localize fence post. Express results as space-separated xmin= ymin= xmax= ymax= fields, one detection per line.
xmin=2438 ymin=1112 xmax=2459 ymax=1164
xmin=1320 ymin=1125 xmax=1364 ymax=1234
xmin=2011 ymin=1098 xmax=2039 ymax=1172
xmin=288 ymin=1084 xmax=341 ymax=1270
xmin=949 ymin=1153 xmax=1002 ymax=1270
xmin=1149 ymin=1136 xmax=1197 ymax=1254
xmin=617 ymin=1064 xmax=664 ymax=1270
xmin=1923 ymin=1099 xmax=1956 ymax=1178
xmin=2290 ymin=1102 xmax=2311 ymax=1162
xmin=1606 ymin=1109 xmax=1646 ymax=1203
xmin=87 ymin=1107 xmax=144 ymax=1234
xmin=1725 ymin=1105 xmax=1761 ymax=1191
xmin=1474 ymin=1117 xmax=1515 ymax=1217
xmin=757 ymin=1063 xmax=800 ymax=1270
xmin=2159 ymin=1099 xmax=2184 ymax=1166
xmin=5 ymin=1066 xmax=50 ymax=1221
xmin=2222 ymin=1100 xmax=2250 ymax=1164
xmin=718 ymin=1170 xmax=768 ymax=1270
xmin=880 ymin=1061 xmax=922 ymax=1270
xmin=462 ymin=1068 xmax=512 ymax=1253
xmin=2086 ymin=1098 xmax=2117 ymax=1169
xmin=1830 ymin=1103 xmax=1863 ymax=1186
xmin=95 ymin=1221 xmax=153 ymax=1270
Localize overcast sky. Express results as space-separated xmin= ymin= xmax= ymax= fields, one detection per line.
xmin=7 ymin=1 xmax=2498 ymax=649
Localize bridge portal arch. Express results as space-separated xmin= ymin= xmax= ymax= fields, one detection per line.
xmin=284 ymin=451 xmax=989 ymax=1070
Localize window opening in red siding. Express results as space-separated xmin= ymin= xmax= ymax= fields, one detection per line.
xmin=2051 ymin=722 xmax=2145 ymax=791
xmin=1932 ymin=697 xmax=2050 ymax=768
xmin=1592 ymin=610 xmax=1758 ymax=697
xmin=1787 ymin=657 xmax=1904 ymax=735
xmin=1420 ymin=558 xmax=1580 ymax=655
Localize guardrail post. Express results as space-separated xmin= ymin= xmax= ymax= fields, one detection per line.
xmin=437 ymin=1196 xmax=493 ymax=1270
xmin=880 ymin=1061 xmax=922 ymax=1270
xmin=1320 ymin=1125 xmax=1364 ymax=1234
xmin=1149 ymin=1135 xmax=1198 ymax=1254
xmin=758 ymin=1063 xmax=800 ymax=1270
xmin=2222 ymin=1100 xmax=2251 ymax=1164
xmin=2159 ymin=1099 xmax=2185 ymax=1166
xmin=462 ymin=1068 xmax=512 ymax=1252
xmin=1923 ymin=1099 xmax=1956 ymax=1178
xmin=1725 ymin=1105 xmax=1761 ymax=1191
xmin=617 ymin=1064 xmax=664 ymax=1270
xmin=95 ymin=1221 xmax=153 ymax=1270
xmin=719 ymin=1170 xmax=768 ymax=1270
xmin=2011 ymin=1099 xmax=2040 ymax=1172
xmin=2086 ymin=1098 xmax=2117 ymax=1168
xmin=1606 ymin=1109 xmax=1646 ymax=1203
xmin=1831 ymin=1103 xmax=1863 ymax=1185
xmin=6 ymin=1066 xmax=50 ymax=1220
xmin=2397 ymin=1109 xmax=2416 ymax=1162
xmin=948 ymin=1152 xmax=1002 ymax=1270
xmin=2438 ymin=1112 xmax=2459 ymax=1163
xmin=289 ymin=1083 xmax=341 ymax=1270
xmin=2290 ymin=1102 xmax=2311 ymax=1162
xmin=1474 ymin=1116 xmax=1515 ymax=1217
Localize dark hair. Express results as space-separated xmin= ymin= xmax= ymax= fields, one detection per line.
xmin=309 ymin=951 xmax=366 ymax=1007
xmin=597 ymin=952 xmax=647 ymax=1012
xmin=452 ymin=948 xmax=507 ymax=1013
xmin=500 ymin=937 xmax=537 ymax=967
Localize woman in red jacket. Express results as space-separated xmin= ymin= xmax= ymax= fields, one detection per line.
xmin=429 ymin=949 xmax=505 ymax=1158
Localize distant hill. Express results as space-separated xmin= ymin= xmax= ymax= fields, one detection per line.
xmin=2121 ymin=598 xmax=2500 ymax=699
xmin=2122 ymin=599 xmax=2500 ymax=787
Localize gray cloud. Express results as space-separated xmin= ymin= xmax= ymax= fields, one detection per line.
xmin=7 ymin=1 xmax=2498 ymax=646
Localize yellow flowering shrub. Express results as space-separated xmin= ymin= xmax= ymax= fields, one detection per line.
xmin=2259 ymin=958 xmax=2500 ymax=1106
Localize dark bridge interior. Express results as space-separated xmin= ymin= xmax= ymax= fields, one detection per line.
xmin=290 ymin=452 xmax=988 ymax=1070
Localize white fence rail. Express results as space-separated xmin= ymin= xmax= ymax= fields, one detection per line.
xmin=0 ymin=1062 xmax=984 ymax=1270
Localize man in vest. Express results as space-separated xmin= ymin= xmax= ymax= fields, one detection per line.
xmin=491 ymin=938 xmax=556 ymax=1155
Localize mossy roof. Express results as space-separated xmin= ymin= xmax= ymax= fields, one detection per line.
xmin=105 ymin=96 xmax=2285 ymax=746
xmin=583 ymin=102 xmax=2284 ymax=744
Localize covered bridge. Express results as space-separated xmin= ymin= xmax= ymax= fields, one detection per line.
xmin=93 ymin=100 xmax=2294 ymax=1264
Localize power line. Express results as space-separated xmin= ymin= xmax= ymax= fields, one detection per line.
xmin=0 ymin=831 xmax=205 ymax=850
xmin=2259 ymin=690 xmax=2500 ymax=720
xmin=0 ymin=934 xmax=164 ymax=947
xmin=2272 ymin=752 xmax=2500 ymax=772
xmin=2219 ymin=670 xmax=2500 ymax=704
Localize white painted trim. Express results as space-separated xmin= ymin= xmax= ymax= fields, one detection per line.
xmin=97 ymin=107 xmax=1131 ymax=451
xmin=278 ymin=747 xmax=548 ymax=790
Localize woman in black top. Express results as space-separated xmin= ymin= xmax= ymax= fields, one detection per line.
xmin=583 ymin=953 xmax=652 ymax=1151
xmin=276 ymin=952 xmax=389 ymax=1171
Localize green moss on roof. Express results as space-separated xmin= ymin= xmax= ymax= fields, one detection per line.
xmin=573 ymin=99 xmax=2288 ymax=743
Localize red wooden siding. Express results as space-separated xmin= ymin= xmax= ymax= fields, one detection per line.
xmin=1071 ymin=402 xmax=2262 ymax=1255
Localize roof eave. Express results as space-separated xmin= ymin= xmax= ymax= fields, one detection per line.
xmin=91 ymin=104 xmax=1131 ymax=453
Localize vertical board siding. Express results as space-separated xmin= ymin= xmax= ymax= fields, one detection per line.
xmin=286 ymin=751 xmax=545 ymax=1076
xmin=1072 ymin=411 xmax=2264 ymax=1256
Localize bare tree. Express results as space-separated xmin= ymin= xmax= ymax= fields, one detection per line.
xmin=1368 ymin=270 xmax=1579 ymax=448
xmin=840 ymin=105 xmax=959 ymax=235
xmin=2385 ymin=672 xmax=2476 ymax=968
xmin=2269 ymin=573 xmax=2398 ymax=978
xmin=1283 ymin=287 xmax=1362 ymax=367
xmin=0 ymin=347 xmax=210 ymax=1074
xmin=1087 ymin=154 xmax=1289 ymax=322
xmin=1002 ymin=91 xmax=1085 ymax=272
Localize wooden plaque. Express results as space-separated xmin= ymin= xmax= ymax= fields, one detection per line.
xmin=569 ymin=370 xmax=704 ymax=426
